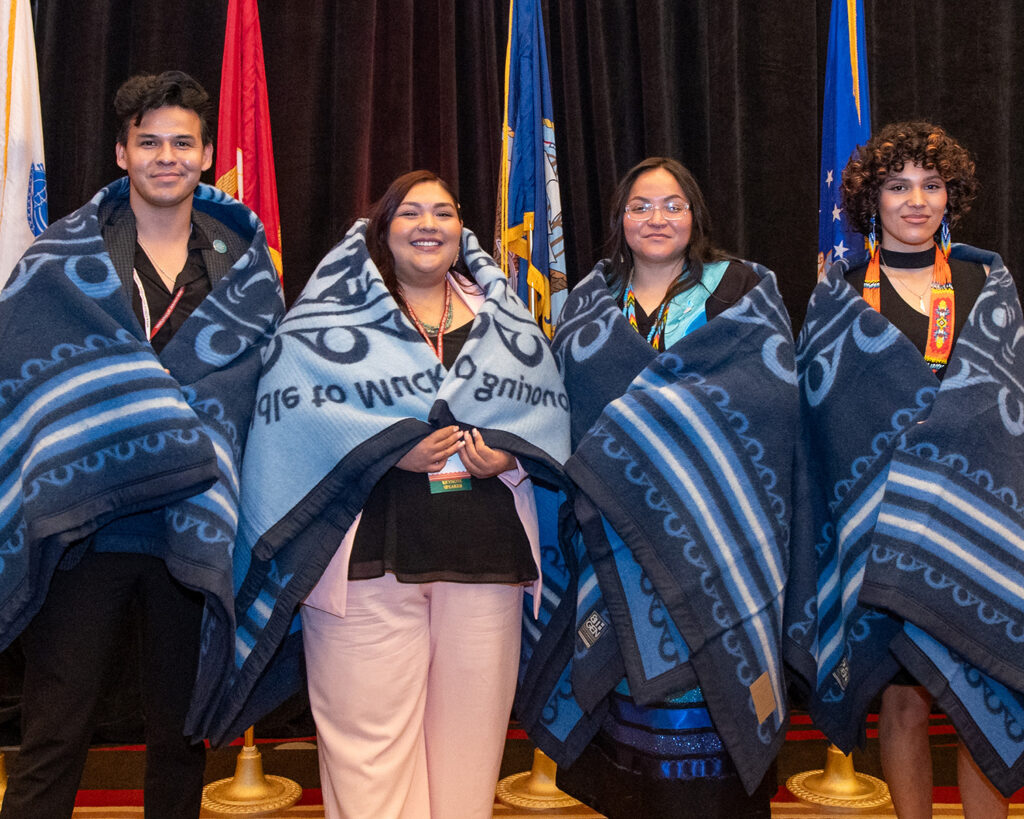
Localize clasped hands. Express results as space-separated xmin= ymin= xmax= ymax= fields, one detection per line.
xmin=396 ymin=425 xmax=514 ymax=479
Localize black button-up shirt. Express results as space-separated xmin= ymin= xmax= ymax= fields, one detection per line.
xmin=131 ymin=221 xmax=213 ymax=354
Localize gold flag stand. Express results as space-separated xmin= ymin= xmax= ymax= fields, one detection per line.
xmin=201 ymin=726 xmax=301 ymax=816
xmin=0 ymin=751 xmax=7 ymax=806
xmin=495 ymin=748 xmax=581 ymax=810
xmin=786 ymin=743 xmax=890 ymax=813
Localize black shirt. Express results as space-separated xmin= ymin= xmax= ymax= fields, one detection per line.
xmin=844 ymin=256 xmax=986 ymax=381
xmin=131 ymin=222 xmax=213 ymax=354
xmin=349 ymin=318 xmax=537 ymax=584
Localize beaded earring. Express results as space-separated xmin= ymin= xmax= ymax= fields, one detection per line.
xmin=940 ymin=212 xmax=951 ymax=258
xmin=863 ymin=213 xmax=881 ymax=311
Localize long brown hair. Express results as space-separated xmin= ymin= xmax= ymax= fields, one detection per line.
xmin=365 ymin=170 xmax=471 ymax=315
xmin=603 ymin=157 xmax=732 ymax=304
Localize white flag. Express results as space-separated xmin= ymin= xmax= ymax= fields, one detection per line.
xmin=1 ymin=0 xmax=48 ymax=288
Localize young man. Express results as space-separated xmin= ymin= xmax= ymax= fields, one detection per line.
xmin=0 ymin=71 xmax=283 ymax=819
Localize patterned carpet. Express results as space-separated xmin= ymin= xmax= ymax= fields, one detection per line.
xmin=3 ymin=710 xmax=1023 ymax=817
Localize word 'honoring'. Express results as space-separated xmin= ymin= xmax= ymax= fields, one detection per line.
xmin=253 ymin=355 xmax=568 ymax=426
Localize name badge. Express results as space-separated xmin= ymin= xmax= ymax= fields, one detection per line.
xmin=428 ymin=451 xmax=472 ymax=494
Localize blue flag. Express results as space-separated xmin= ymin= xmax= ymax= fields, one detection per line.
xmin=498 ymin=0 xmax=566 ymax=338
xmin=818 ymin=0 xmax=870 ymax=279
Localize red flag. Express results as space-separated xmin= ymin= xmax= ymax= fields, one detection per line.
xmin=216 ymin=0 xmax=282 ymax=277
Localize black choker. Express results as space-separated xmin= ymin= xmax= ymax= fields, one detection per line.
xmin=880 ymin=246 xmax=936 ymax=270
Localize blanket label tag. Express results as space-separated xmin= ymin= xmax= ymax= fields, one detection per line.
xmin=577 ymin=609 xmax=608 ymax=649
xmin=750 ymin=671 xmax=777 ymax=725
xmin=428 ymin=453 xmax=472 ymax=494
xmin=831 ymin=656 xmax=851 ymax=692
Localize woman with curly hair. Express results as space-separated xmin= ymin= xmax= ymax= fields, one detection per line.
xmin=844 ymin=122 xmax=1002 ymax=818
xmin=839 ymin=120 xmax=982 ymax=375
xmin=786 ymin=121 xmax=1022 ymax=817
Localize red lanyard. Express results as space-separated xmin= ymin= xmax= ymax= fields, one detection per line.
xmin=149 ymin=287 xmax=185 ymax=339
xmin=133 ymin=268 xmax=185 ymax=341
xmin=405 ymin=280 xmax=452 ymax=362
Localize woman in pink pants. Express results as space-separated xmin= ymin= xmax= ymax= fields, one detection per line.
xmin=295 ymin=170 xmax=570 ymax=818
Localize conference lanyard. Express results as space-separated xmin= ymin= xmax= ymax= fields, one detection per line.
xmin=133 ymin=269 xmax=184 ymax=341
xmin=405 ymin=279 xmax=452 ymax=362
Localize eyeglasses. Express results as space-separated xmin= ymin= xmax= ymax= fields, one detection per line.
xmin=624 ymin=201 xmax=691 ymax=221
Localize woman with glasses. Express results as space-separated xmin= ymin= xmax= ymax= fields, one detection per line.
xmin=589 ymin=156 xmax=760 ymax=346
xmin=523 ymin=157 xmax=797 ymax=817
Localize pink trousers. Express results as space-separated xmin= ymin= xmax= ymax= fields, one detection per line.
xmin=301 ymin=575 xmax=524 ymax=819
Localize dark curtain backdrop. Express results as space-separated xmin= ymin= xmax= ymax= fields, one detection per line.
xmin=28 ymin=0 xmax=1024 ymax=327
xmin=3 ymin=0 xmax=1022 ymax=740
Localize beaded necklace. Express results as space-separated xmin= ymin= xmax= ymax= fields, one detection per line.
xmin=622 ymin=281 xmax=669 ymax=349
xmin=863 ymin=242 xmax=954 ymax=371
xmin=404 ymin=279 xmax=453 ymax=362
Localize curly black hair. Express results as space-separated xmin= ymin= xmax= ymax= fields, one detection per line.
xmin=840 ymin=120 xmax=978 ymax=235
xmin=114 ymin=71 xmax=213 ymax=146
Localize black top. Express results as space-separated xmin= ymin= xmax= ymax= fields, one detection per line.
xmin=349 ymin=318 xmax=537 ymax=584
xmin=131 ymin=223 xmax=214 ymax=354
xmin=845 ymin=253 xmax=986 ymax=381
xmin=627 ymin=260 xmax=760 ymax=346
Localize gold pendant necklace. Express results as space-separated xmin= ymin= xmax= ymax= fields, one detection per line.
xmin=882 ymin=266 xmax=931 ymax=312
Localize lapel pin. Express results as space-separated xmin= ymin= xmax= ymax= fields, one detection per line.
xmin=213 ymin=239 xmax=228 ymax=254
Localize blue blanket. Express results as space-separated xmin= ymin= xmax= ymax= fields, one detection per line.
xmin=200 ymin=220 xmax=571 ymax=745
xmin=785 ymin=244 xmax=1024 ymax=795
xmin=0 ymin=177 xmax=284 ymax=734
xmin=517 ymin=262 xmax=798 ymax=794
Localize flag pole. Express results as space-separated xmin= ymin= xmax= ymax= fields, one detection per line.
xmin=790 ymin=2 xmax=883 ymax=808
xmin=498 ymin=0 xmax=514 ymax=282
xmin=495 ymin=0 xmax=576 ymax=806
xmin=202 ymin=4 xmax=299 ymax=810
